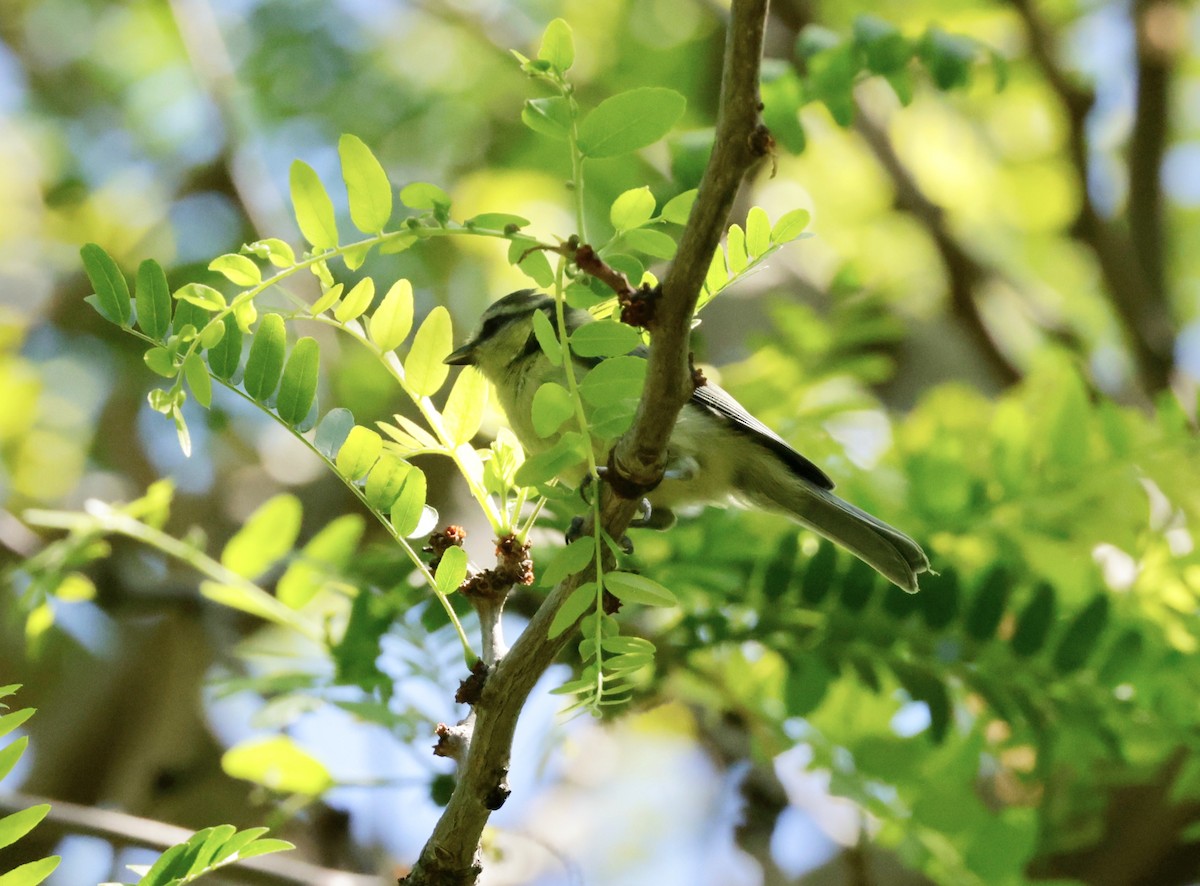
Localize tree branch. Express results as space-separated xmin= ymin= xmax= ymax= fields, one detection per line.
xmin=1008 ymin=0 xmax=1176 ymax=393
xmin=0 ymin=791 xmax=377 ymax=886
xmin=400 ymin=2 xmax=772 ymax=882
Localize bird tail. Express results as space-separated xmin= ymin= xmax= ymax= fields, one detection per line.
xmin=755 ymin=480 xmax=930 ymax=593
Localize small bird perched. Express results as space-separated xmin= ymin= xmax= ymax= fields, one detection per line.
xmin=445 ymin=289 xmax=930 ymax=592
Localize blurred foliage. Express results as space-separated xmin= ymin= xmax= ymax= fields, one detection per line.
xmin=2 ymin=0 xmax=1200 ymax=884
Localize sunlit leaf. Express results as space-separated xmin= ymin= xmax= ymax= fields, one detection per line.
xmin=289 ymin=159 xmax=338 ymax=250
xmin=174 ymin=282 xmax=226 ymax=311
xmin=621 ymin=228 xmax=677 ymax=259
xmin=771 ymin=208 xmax=811 ymax=243
xmin=610 ymin=187 xmax=656 ymax=231
xmin=389 ymin=468 xmax=428 ymax=536
xmin=365 ymin=455 xmax=412 ymax=511
xmin=538 ymin=17 xmax=574 ymax=71
xmin=0 ymin=855 xmax=59 ymax=886
xmin=435 ymin=546 xmax=468 ymax=596
xmin=336 ymin=425 xmax=383 ymax=480
xmin=369 ymin=279 xmax=414 ymax=351
xmin=222 ymin=735 xmax=332 ymax=796
xmin=209 ymin=253 xmax=262 ymax=287
xmin=443 ymin=366 xmax=487 ymax=445
xmin=310 ymin=282 xmax=344 ymax=316
xmin=399 ymin=181 xmax=451 ymax=211
xmin=144 ymin=347 xmax=177 ymax=378
xmin=277 ymin=514 xmax=364 ymax=608
xmin=404 ymin=306 xmax=452 ymax=396
xmin=745 ymin=207 xmax=771 ymax=258
xmin=660 ymin=189 xmax=698 ymax=225
xmin=577 ymin=87 xmax=687 ymax=158
xmin=245 ymin=237 xmax=295 ymax=268
xmin=334 ymin=276 xmax=375 ymax=324
xmin=339 ymin=133 xmax=393 ymax=233
xmin=221 ymin=494 xmax=302 ymax=579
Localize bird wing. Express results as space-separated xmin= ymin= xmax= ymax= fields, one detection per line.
xmin=691 ymin=381 xmax=835 ymax=490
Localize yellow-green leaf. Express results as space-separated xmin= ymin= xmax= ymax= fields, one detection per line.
xmin=745 ymin=206 xmax=771 ymax=258
xmin=365 ymin=455 xmax=412 ymax=511
xmin=339 ymin=134 xmax=393 ymax=234
xmin=389 ymin=468 xmax=428 ymax=536
xmin=443 ymin=366 xmax=487 ymax=445
xmin=334 ymin=277 xmax=375 ymax=324
xmin=209 ymin=253 xmax=262 ymax=287
xmin=310 ymin=282 xmax=343 ymax=316
xmin=222 ymin=736 xmax=332 ymax=796
xmin=220 ymin=494 xmax=302 ymax=579
xmin=183 ymin=351 xmax=212 ymax=409
xmin=403 ymin=306 xmax=452 ymax=396
xmin=289 ymin=159 xmax=338 ymax=250
xmin=336 ymin=425 xmax=382 ymax=480
xmin=538 ymin=18 xmax=574 ymax=71
xmin=435 ymin=545 xmax=468 ymax=596
xmin=368 ymin=279 xmax=414 ymax=351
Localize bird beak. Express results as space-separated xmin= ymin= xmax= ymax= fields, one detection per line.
xmin=444 ymin=341 xmax=478 ymax=366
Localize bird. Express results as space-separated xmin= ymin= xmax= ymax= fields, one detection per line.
xmin=444 ymin=289 xmax=930 ymax=592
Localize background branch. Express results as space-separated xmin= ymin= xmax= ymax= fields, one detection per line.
xmin=400 ymin=1 xmax=772 ymax=882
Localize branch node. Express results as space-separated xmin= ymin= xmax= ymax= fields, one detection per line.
xmin=425 ymin=525 xmax=467 ymax=571
xmin=604 ymin=447 xmax=662 ymax=500
xmin=484 ymin=769 xmax=511 ymax=810
xmin=619 ymin=282 xmax=661 ymax=329
xmin=433 ymin=722 xmax=471 ymax=763
xmin=455 ymin=660 xmax=490 ymax=706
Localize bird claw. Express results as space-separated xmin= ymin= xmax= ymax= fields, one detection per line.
xmin=565 ymin=515 xmax=586 ymax=543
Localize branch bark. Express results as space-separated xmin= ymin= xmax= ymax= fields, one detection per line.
xmin=400 ymin=1 xmax=772 ymax=882
xmin=1009 ymin=0 xmax=1176 ymax=393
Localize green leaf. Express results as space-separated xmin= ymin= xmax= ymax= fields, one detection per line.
xmin=605 ymin=572 xmax=677 ymax=606
xmin=464 ymin=212 xmax=530 ymax=230
xmin=277 ymin=514 xmax=364 ymax=608
xmin=918 ymin=26 xmax=978 ymax=91
xmin=771 ymin=208 xmax=811 ymax=243
xmin=0 ymin=736 xmax=28 ymax=782
xmin=570 ymin=320 xmax=641 ymax=358
xmin=514 ymin=432 xmax=587 ymax=486
xmin=339 ymin=134 xmax=393 ymax=233
xmin=134 ymin=259 xmax=171 ymax=339
xmin=365 ymin=455 xmax=412 ymax=511
xmin=289 ymin=159 xmax=339 ymax=250
xmin=243 ymin=313 xmax=287 ymax=401
xmin=334 ymin=276 xmax=375 ymax=324
xmin=399 ymin=181 xmax=451 ymax=211
xmin=277 ymin=337 xmax=320 ymax=425
xmin=233 ymin=837 xmax=294 ymax=861
xmin=530 ymin=306 xmax=563 ymax=366
xmin=577 ymin=87 xmax=687 ymax=158
xmin=221 ymin=494 xmax=302 ymax=579
xmin=0 ymin=804 xmax=49 ymax=851
xmin=310 ymin=282 xmax=343 ymax=316
xmin=531 ymin=382 xmax=574 ymax=438
xmin=704 ymin=247 xmax=728 ymax=294
xmin=578 ymin=355 xmax=646 ymax=406
xmin=1011 ymin=583 xmax=1056 ymax=657
xmin=542 ymin=536 xmax=595 ymax=587
xmin=314 ymin=408 xmax=355 ymax=457
xmin=245 ymin=238 xmax=295 ymax=267
xmin=0 ymin=708 xmax=34 ymax=740
xmin=80 ymin=243 xmax=131 ymax=326
xmin=336 ymin=425 xmax=383 ymax=480
xmin=726 ymin=224 xmax=748 ymax=273
xmin=233 ymin=299 xmax=258 ymax=333
xmin=621 ymin=228 xmax=677 ymax=259
xmin=538 ymin=17 xmax=574 ymax=71
xmin=660 ymin=189 xmax=697 ymax=225
xmin=144 ymin=347 xmax=177 ymax=378
xmin=965 ymin=568 xmax=1010 ymax=641
xmin=389 ymin=468 xmax=428 ymax=536
xmin=209 ymin=253 xmax=262 ymax=287
xmin=211 ymin=827 xmax=270 ymax=865
xmin=198 ymin=318 xmax=226 ymax=348
xmin=174 ymin=282 xmax=226 ymax=311
xmin=509 ymin=239 xmax=555 ymax=286
xmin=521 ymin=96 xmax=572 ymax=142
xmin=207 ymin=314 xmax=243 ymax=381
xmin=1053 ymin=594 xmax=1110 ymax=674
xmin=404 ymin=306 xmax=453 ymax=396
xmin=172 ymin=404 xmax=192 ymax=457
xmin=549 ymin=582 xmax=596 ymax=638
xmin=745 ymin=207 xmax=771 ymax=258
xmin=183 ymin=351 xmax=212 ymax=409
xmin=435 ymin=546 xmax=468 ymax=596
xmin=762 ymin=533 xmax=798 ymax=600
xmin=443 ymin=366 xmax=487 ymax=445
xmin=0 ymin=856 xmax=60 ymax=886
xmin=610 ymin=187 xmax=656 ymax=231
xmin=222 ymin=735 xmax=332 ymax=796
xmin=369 ymin=279 xmax=414 ymax=351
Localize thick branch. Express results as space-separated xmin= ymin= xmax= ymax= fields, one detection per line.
xmin=401 ymin=2 xmax=772 ymax=882
xmin=1009 ymin=0 xmax=1175 ymax=392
